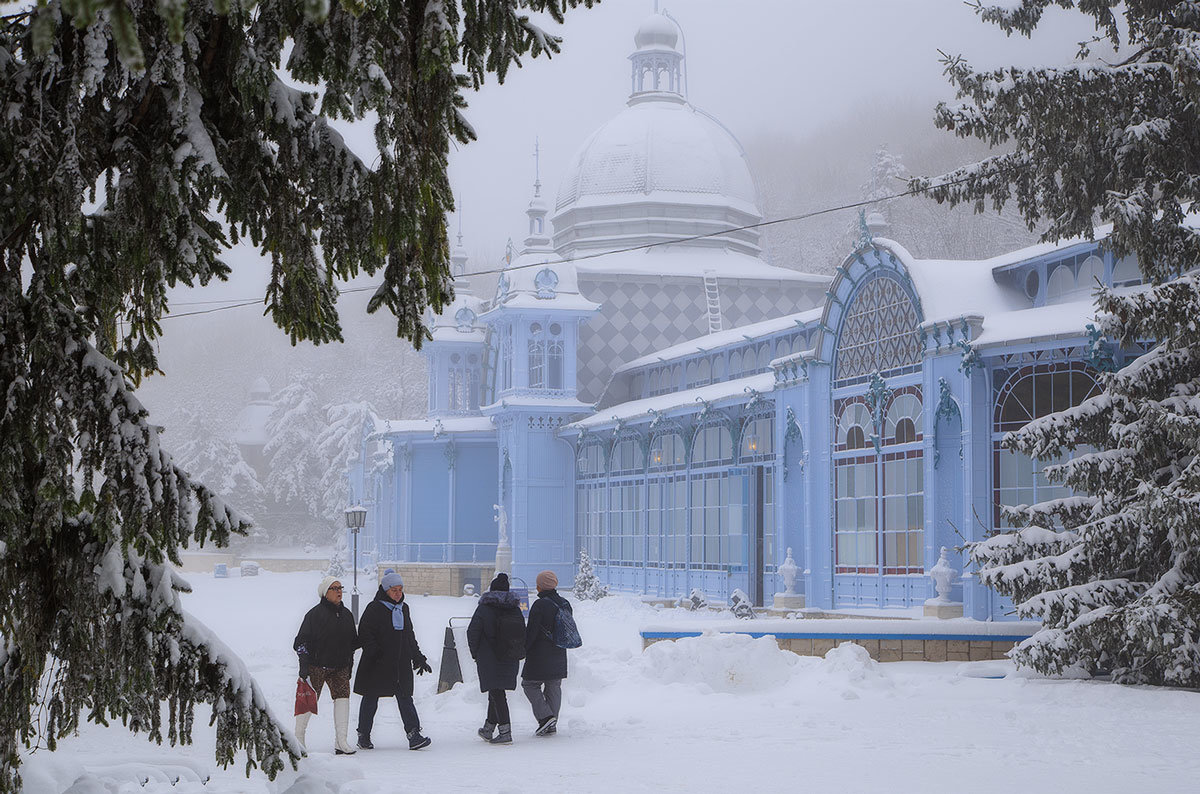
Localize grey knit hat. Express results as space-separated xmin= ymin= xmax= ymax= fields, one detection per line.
xmin=381 ymin=572 xmax=405 ymax=590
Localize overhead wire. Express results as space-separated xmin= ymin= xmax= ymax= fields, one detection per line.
xmin=158 ymin=172 xmax=977 ymax=322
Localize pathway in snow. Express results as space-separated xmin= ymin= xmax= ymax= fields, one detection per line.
xmin=22 ymin=571 xmax=1200 ymax=793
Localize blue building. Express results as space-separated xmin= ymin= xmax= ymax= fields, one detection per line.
xmin=349 ymin=11 xmax=1142 ymax=619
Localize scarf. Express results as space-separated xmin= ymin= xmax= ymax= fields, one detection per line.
xmin=382 ymin=600 xmax=405 ymax=630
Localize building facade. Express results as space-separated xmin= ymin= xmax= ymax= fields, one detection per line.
xmin=348 ymin=12 xmax=1141 ymax=619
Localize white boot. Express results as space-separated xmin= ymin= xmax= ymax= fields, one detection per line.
xmin=294 ymin=712 xmax=312 ymax=752
xmin=333 ymin=698 xmax=356 ymax=755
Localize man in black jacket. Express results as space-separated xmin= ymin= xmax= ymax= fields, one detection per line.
xmin=293 ymin=575 xmax=359 ymax=754
xmin=521 ymin=570 xmax=571 ymax=737
xmin=353 ymin=572 xmax=432 ymax=750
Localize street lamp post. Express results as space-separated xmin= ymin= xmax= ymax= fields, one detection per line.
xmin=344 ymin=504 xmax=368 ymax=621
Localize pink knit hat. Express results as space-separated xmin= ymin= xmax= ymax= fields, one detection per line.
xmin=536 ymin=570 xmax=558 ymax=591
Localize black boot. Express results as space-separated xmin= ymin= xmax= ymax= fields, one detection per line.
xmin=407 ymin=728 xmax=431 ymax=750
xmin=489 ymin=724 xmax=512 ymax=745
xmin=477 ymin=721 xmax=496 ymax=741
xmin=535 ymin=716 xmax=558 ymax=737
xmin=357 ymin=730 xmax=373 ymax=750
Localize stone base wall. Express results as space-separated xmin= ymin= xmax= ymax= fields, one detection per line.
xmin=643 ymin=635 xmax=1016 ymax=662
xmin=377 ymin=562 xmax=495 ymax=597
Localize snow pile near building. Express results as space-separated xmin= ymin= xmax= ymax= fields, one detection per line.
xmin=641 ymin=631 xmax=798 ymax=693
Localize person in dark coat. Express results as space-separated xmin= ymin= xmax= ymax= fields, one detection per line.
xmin=522 ymin=570 xmax=572 ymax=736
xmin=293 ymin=575 xmax=359 ymax=754
xmin=353 ymin=572 xmax=432 ymax=750
xmin=467 ymin=572 xmax=525 ymax=745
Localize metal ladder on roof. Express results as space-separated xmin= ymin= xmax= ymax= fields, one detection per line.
xmin=703 ymin=271 xmax=723 ymax=333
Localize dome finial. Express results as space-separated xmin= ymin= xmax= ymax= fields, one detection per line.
xmin=630 ymin=10 xmax=684 ymax=101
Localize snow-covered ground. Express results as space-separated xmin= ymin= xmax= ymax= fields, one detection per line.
xmin=21 ymin=570 xmax=1200 ymax=793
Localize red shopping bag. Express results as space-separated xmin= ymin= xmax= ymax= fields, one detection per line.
xmin=294 ymin=678 xmax=318 ymax=716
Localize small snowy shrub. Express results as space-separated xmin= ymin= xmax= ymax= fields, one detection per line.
xmin=573 ymin=550 xmax=609 ymax=601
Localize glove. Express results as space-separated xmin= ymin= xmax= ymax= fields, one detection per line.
xmin=414 ymin=657 xmax=432 ymax=676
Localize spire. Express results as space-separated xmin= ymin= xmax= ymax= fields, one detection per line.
xmin=524 ymin=139 xmax=552 ymax=251
xmin=450 ymin=196 xmax=472 ymax=293
xmin=629 ymin=10 xmax=684 ymax=103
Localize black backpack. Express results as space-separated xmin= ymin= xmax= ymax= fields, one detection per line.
xmin=494 ymin=606 xmax=526 ymax=662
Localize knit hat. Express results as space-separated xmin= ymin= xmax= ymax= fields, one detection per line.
xmin=317 ymin=575 xmax=341 ymax=600
xmin=536 ymin=570 xmax=558 ymax=591
xmin=381 ymin=572 xmax=405 ymax=590
xmin=489 ymin=572 xmax=510 ymax=592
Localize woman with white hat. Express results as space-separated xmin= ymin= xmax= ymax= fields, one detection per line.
xmin=293 ymin=575 xmax=359 ymax=754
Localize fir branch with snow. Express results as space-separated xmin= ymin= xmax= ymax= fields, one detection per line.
xmin=919 ymin=1 xmax=1200 ymax=686
xmin=0 ymin=0 xmax=596 ymax=788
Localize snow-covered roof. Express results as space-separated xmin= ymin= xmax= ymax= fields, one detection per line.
xmin=971 ymin=295 xmax=1103 ymax=348
xmin=573 ymin=246 xmax=828 ymax=284
xmin=877 ymin=239 xmax=1027 ymax=327
xmin=616 ymin=307 xmax=823 ymax=374
xmin=565 ymin=372 xmax=775 ymax=431
xmin=555 ymin=97 xmax=758 ymax=214
xmin=482 ymin=395 xmax=595 ymax=414
xmin=372 ymin=416 xmax=495 ymax=437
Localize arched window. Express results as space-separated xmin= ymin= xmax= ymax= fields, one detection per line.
xmin=712 ymin=356 xmax=726 ymax=383
xmin=742 ymin=347 xmax=757 ymax=375
xmin=692 ymin=425 xmax=733 ymax=464
xmin=697 ymin=358 xmax=712 ymax=386
xmin=576 ymin=443 xmax=606 ymax=477
xmin=834 ymin=275 xmax=922 ymax=384
xmin=776 ymin=337 xmax=792 ymax=359
xmin=994 ymin=363 xmax=1101 ymax=432
xmin=672 ymin=365 xmax=682 ymax=391
xmin=885 ymin=392 xmax=922 ymax=445
xmin=685 ymin=361 xmax=699 ymax=388
xmin=740 ymin=415 xmax=774 ymax=459
xmin=1046 ymin=264 xmax=1075 ymax=302
xmin=547 ymin=333 xmax=564 ymax=390
xmin=1077 ymin=255 xmax=1104 ymax=292
xmin=610 ymin=438 xmax=644 ymax=474
xmin=528 ymin=323 xmax=545 ymax=388
xmin=837 ymin=402 xmax=872 ymax=450
xmin=1112 ymin=256 xmax=1141 ymax=287
xmin=993 ymin=363 xmax=1101 ymax=528
xmin=758 ymin=344 xmax=770 ymax=369
xmin=649 ymin=432 xmax=686 ymax=468
xmin=730 ymin=351 xmax=743 ymax=377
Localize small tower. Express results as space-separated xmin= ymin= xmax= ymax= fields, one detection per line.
xmin=425 ymin=229 xmax=487 ymax=416
xmin=629 ymin=11 xmax=684 ymax=100
xmin=526 ymin=140 xmax=552 ymax=249
xmin=480 ymin=175 xmax=601 ymax=587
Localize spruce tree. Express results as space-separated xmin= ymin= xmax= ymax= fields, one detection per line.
xmin=0 ymin=0 xmax=595 ymax=788
xmin=573 ymin=550 xmax=608 ymax=601
xmin=915 ymin=1 xmax=1200 ymax=685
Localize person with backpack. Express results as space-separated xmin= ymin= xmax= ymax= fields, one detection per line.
xmin=467 ymin=572 xmax=525 ymax=745
xmin=521 ymin=570 xmax=578 ymax=736
xmin=353 ymin=572 xmax=433 ymax=751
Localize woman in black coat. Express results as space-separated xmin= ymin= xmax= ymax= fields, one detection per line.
xmin=293 ymin=575 xmax=359 ymax=754
xmin=353 ymin=572 xmax=432 ymax=750
xmin=522 ymin=570 xmax=572 ymax=736
xmin=467 ymin=572 xmax=525 ymax=745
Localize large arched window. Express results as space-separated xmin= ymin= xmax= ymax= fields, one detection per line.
xmin=610 ymin=438 xmax=644 ymax=475
xmin=692 ymin=425 xmax=733 ymax=464
xmin=834 ymin=275 xmax=922 ymax=385
xmin=993 ymin=362 xmax=1101 ymax=527
xmin=1046 ymin=264 xmax=1075 ymax=303
xmin=740 ymin=415 xmax=774 ymax=460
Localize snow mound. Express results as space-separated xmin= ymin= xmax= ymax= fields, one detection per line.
xmin=640 ymin=631 xmax=798 ymax=693
xmin=817 ymin=642 xmax=877 ymax=680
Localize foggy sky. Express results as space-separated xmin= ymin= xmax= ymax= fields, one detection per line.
xmin=168 ymin=0 xmax=1104 ymax=308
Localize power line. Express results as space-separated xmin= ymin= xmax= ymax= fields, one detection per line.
xmin=159 ymin=174 xmax=969 ymax=322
